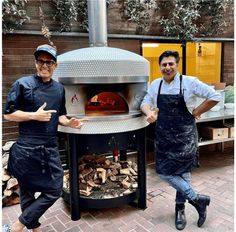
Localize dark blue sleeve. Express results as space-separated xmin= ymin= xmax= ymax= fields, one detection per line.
xmin=59 ymin=86 xmax=67 ymax=116
xmin=4 ymin=81 xmax=22 ymax=114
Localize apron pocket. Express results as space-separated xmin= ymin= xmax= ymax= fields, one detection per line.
xmin=9 ymin=143 xmax=42 ymax=179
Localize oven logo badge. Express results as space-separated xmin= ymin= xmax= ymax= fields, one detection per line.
xmin=70 ymin=94 xmax=79 ymax=104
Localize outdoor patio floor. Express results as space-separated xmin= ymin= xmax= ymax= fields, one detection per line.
xmin=2 ymin=146 xmax=234 ymax=232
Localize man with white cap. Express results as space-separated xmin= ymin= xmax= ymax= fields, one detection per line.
xmin=3 ymin=44 xmax=84 ymax=232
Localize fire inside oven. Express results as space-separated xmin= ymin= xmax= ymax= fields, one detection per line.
xmin=85 ymin=92 xmax=129 ymax=116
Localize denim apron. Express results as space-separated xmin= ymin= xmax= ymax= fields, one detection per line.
xmin=155 ymin=75 xmax=199 ymax=175
xmin=7 ymin=75 xmax=64 ymax=192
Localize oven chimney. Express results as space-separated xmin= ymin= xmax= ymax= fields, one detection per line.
xmin=88 ymin=0 xmax=107 ymax=47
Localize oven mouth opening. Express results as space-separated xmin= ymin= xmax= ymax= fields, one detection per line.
xmin=85 ymin=92 xmax=129 ymax=116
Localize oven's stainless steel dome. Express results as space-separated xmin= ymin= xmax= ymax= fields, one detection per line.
xmin=53 ymin=47 xmax=149 ymax=84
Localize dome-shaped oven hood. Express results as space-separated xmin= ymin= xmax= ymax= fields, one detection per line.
xmin=52 ymin=46 xmax=149 ymax=84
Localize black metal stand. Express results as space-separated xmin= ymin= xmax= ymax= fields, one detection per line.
xmin=137 ymin=129 xmax=146 ymax=209
xmin=68 ymin=134 xmax=81 ymax=220
xmin=65 ymin=128 xmax=146 ymax=220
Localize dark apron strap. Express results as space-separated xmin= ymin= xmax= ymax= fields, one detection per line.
xmin=179 ymin=75 xmax=182 ymax=94
xmin=158 ymin=80 xmax=163 ymax=95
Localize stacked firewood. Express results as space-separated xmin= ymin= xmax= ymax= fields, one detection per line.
xmin=63 ymin=154 xmax=138 ymax=198
xmin=2 ymin=141 xmax=20 ymax=207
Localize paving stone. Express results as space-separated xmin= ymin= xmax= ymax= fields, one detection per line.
xmin=64 ymin=226 xmax=81 ymax=232
xmin=2 ymin=147 xmax=233 ymax=232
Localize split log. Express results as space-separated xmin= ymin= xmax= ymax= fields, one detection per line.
xmin=2 ymin=141 xmax=15 ymax=151
xmin=2 ymin=169 xmax=11 ymax=182
xmin=6 ymin=178 xmax=18 ymax=190
xmin=2 ymin=141 xmax=20 ymax=207
xmin=97 ymin=168 xmax=107 ymax=183
xmin=87 ymin=180 xmax=99 ymax=188
xmin=2 ymin=193 xmax=20 ymax=207
xmin=111 ymin=169 xmax=119 ymax=176
xmin=129 ymin=167 xmax=137 ymax=175
xmin=81 ymin=167 xmax=93 ymax=177
xmin=4 ymin=189 xmax=13 ymax=197
xmin=79 ymin=186 xmax=92 ymax=196
xmin=106 ymin=169 xmax=112 ymax=177
xmin=120 ymin=168 xmax=131 ymax=175
xmin=63 ymin=154 xmax=139 ymax=199
xmin=95 ymin=156 xmax=107 ymax=164
xmin=109 ymin=175 xmax=117 ymax=181
xmin=2 ymin=153 xmax=9 ymax=168
xmin=121 ymin=176 xmax=131 ymax=189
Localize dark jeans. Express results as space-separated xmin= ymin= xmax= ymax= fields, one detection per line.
xmin=19 ymin=188 xmax=62 ymax=229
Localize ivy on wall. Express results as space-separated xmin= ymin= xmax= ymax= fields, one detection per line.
xmin=2 ymin=0 xmax=111 ymax=33
xmin=52 ymin=0 xmax=78 ymax=32
xmin=159 ymin=0 xmax=233 ymax=41
xmin=198 ymin=0 xmax=233 ymax=36
xmin=2 ymin=0 xmax=233 ymax=38
xmin=2 ymin=0 xmax=30 ymax=33
xmin=160 ymin=0 xmax=200 ymax=42
xmin=52 ymin=0 xmax=111 ymax=32
xmin=122 ymin=0 xmax=157 ymax=33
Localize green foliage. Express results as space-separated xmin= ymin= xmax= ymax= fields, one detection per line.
xmin=52 ymin=0 xmax=111 ymax=32
xmin=159 ymin=0 xmax=232 ymax=41
xmin=2 ymin=0 xmax=111 ymax=33
xmin=198 ymin=0 xmax=233 ymax=36
xmin=160 ymin=0 xmax=201 ymax=41
xmin=52 ymin=0 xmax=80 ymax=32
xmin=2 ymin=0 xmax=30 ymax=33
xmin=122 ymin=0 xmax=157 ymax=33
xmin=1 ymin=0 xmax=233 ymax=37
xmin=75 ymin=0 xmax=88 ymax=31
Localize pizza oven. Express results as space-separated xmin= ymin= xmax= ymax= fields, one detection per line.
xmin=52 ymin=47 xmax=149 ymax=134
xmin=52 ymin=0 xmax=150 ymax=220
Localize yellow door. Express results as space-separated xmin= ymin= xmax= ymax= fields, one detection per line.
xmin=142 ymin=42 xmax=221 ymax=84
xmin=186 ymin=42 xmax=221 ymax=84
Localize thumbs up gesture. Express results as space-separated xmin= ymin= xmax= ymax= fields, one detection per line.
xmin=33 ymin=102 xmax=57 ymax=121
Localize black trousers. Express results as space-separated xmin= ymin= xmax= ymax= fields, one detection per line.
xmin=18 ymin=188 xmax=62 ymax=229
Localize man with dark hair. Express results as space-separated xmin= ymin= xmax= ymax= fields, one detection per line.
xmin=3 ymin=44 xmax=84 ymax=232
xmin=141 ymin=50 xmax=221 ymax=230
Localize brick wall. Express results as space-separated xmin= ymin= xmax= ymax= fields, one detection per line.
xmin=223 ymin=42 xmax=234 ymax=85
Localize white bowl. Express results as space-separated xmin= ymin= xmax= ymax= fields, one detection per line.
xmin=224 ymin=103 xmax=234 ymax=109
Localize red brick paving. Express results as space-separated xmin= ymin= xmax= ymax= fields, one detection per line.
xmin=2 ymin=147 xmax=234 ymax=232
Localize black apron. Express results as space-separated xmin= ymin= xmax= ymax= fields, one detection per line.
xmin=7 ymin=75 xmax=64 ymax=192
xmin=8 ymin=138 xmax=63 ymax=193
xmin=155 ymin=75 xmax=199 ymax=175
